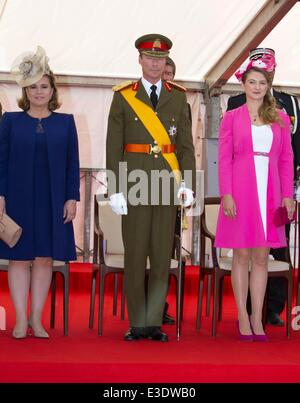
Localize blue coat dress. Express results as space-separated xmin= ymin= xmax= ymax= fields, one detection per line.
xmin=0 ymin=111 xmax=80 ymax=261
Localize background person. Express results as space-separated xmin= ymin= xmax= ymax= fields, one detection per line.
xmin=162 ymin=56 xmax=176 ymax=81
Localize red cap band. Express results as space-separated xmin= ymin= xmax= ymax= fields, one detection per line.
xmin=138 ymin=41 xmax=169 ymax=51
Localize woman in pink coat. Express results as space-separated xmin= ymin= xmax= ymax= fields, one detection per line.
xmin=215 ymin=56 xmax=294 ymax=341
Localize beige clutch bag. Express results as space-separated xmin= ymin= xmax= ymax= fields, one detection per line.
xmin=0 ymin=213 xmax=22 ymax=248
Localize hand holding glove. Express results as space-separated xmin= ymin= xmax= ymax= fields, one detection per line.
xmin=177 ymin=182 xmax=194 ymax=208
xmin=108 ymin=192 xmax=128 ymax=215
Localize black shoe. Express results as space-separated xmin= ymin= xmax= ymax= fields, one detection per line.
xmin=267 ymin=312 xmax=284 ymax=327
xmin=162 ymin=312 xmax=176 ymax=325
xmin=124 ymin=327 xmax=145 ymax=341
xmin=146 ymin=326 xmax=168 ymax=342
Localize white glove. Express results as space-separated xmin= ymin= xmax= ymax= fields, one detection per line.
xmin=177 ymin=183 xmax=194 ymax=207
xmin=109 ymin=192 xmax=128 ymax=215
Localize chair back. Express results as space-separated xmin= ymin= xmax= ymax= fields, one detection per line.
xmin=201 ymin=197 xmax=232 ymax=267
xmin=201 ymin=198 xmax=219 ymax=266
xmin=96 ymin=196 xmax=124 ymax=254
xmin=205 ymin=204 xmax=220 ymax=237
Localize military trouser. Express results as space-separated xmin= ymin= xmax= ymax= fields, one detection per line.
xmin=122 ymin=205 xmax=177 ymax=327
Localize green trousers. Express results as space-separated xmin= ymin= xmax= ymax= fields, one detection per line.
xmin=122 ymin=205 xmax=177 ymax=327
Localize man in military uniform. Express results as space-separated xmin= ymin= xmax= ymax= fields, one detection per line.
xmin=106 ymin=34 xmax=195 ymax=341
xmin=163 ymin=56 xmax=176 ymax=81
xmin=227 ymin=47 xmax=300 ymax=326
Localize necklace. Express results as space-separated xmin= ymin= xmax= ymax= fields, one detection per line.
xmin=36 ymin=118 xmax=44 ymax=133
xmin=249 ymin=111 xmax=259 ymax=123
xmin=27 ymin=111 xmax=51 ymax=133
xmin=247 ymin=104 xmax=260 ymax=124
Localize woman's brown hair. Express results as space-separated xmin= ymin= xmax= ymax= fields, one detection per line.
xmin=18 ymin=71 xmax=61 ymax=111
xmin=242 ymin=67 xmax=282 ymax=125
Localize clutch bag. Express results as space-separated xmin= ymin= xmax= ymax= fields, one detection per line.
xmin=273 ymin=207 xmax=296 ymax=227
xmin=0 ymin=213 xmax=22 ymax=247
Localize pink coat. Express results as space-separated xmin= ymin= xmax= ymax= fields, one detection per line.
xmin=215 ymin=104 xmax=294 ymax=248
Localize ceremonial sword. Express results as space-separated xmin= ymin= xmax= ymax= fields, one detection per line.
xmin=177 ymin=180 xmax=186 ymax=341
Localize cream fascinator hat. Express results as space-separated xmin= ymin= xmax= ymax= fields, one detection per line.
xmin=11 ymin=46 xmax=51 ymax=87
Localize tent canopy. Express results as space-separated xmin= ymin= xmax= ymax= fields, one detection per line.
xmin=0 ymin=0 xmax=299 ymax=258
xmin=0 ymin=0 xmax=299 ymax=86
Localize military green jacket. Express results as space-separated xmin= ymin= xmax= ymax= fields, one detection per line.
xmin=106 ymin=79 xmax=196 ymax=205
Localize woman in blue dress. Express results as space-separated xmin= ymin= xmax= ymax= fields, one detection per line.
xmin=0 ymin=46 xmax=80 ymax=339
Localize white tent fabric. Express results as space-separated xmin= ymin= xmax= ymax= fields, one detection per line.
xmin=1 ymin=0 xmax=299 ymax=85
xmin=254 ymin=3 xmax=300 ymax=86
xmin=0 ymin=0 xmax=275 ymax=80
xmin=227 ymin=1 xmax=300 ymax=86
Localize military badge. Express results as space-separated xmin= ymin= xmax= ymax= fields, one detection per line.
xmin=153 ymin=39 xmax=162 ymax=49
xmin=290 ymin=116 xmax=295 ymax=133
xmin=168 ymin=125 xmax=177 ymax=137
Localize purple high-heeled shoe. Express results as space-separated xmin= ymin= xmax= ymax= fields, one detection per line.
xmin=249 ymin=321 xmax=268 ymax=342
xmin=252 ymin=333 xmax=268 ymax=342
xmin=236 ymin=321 xmax=254 ymax=342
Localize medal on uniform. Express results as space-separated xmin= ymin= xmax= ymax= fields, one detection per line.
xmin=168 ymin=125 xmax=177 ymax=137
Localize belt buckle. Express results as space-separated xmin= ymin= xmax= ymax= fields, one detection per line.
xmin=149 ymin=144 xmax=161 ymax=154
xmin=254 ymin=151 xmax=268 ymax=157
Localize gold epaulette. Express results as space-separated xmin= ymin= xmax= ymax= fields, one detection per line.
xmin=112 ymin=80 xmax=134 ymax=92
xmin=166 ymin=80 xmax=187 ymax=92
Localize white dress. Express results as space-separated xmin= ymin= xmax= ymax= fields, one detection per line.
xmin=251 ymin=125 xmax=273 ymax=238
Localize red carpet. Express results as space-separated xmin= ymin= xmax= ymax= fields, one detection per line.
xmin=0 ymin=265 xmax=300 ymax=383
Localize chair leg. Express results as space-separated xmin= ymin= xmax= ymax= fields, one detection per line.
xmin=89 ymin=269 xmax=98 ymax=329
xmin=113 ymin=273 xmax=118 ymax=316
xmin=62 ymin=267 xmax=69 ymax=336
xmin=121 ymin=272 xmax=125 ymax=320
xmin=212 ymin=271 xmax=219 ymax=337
xmin=206 ymin=275 xmax=212 ymax=317
xmin=180 ymin=262 xmax=185 ymax=321
xmin=218 ymin=277 xmax=224 ymax=321
xmin=98 ymin=270 xmax=105 ymax=336
xmin=50 ymin=272 xmax=56 ymax=329
xmin=196 ymin=272 xmax=205 ymax=330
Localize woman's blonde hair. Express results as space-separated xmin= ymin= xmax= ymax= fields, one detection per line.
xmin=18 ymin=70 xmax=61 ymax=111
xmin=242 ymin=67 xmax=281 ymax=125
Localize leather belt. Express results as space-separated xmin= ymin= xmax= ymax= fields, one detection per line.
xmin=253 ymin=151 xmax=269 ymax=157
xmin=124 ymin=143 xmax=176 ymax=155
